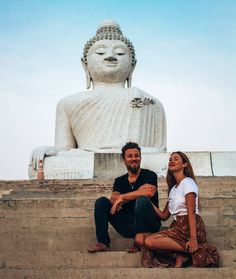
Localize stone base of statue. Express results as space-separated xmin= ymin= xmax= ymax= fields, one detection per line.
xmin=28 ymin=150 xmax=236 ymax=179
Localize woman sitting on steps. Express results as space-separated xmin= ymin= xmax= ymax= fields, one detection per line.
xmin=135 ymin=151 xmax=219 ymax=268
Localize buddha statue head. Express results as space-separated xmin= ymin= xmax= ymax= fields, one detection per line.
xmin=81 ymin=19 xmax=137 ymax=89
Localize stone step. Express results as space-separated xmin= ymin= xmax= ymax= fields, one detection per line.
xmin=0 ymin=197 xmax=235 ymax=217
xmin=1 ymin=190 xmax=235 ymax=200
xmin=1 ymin=194 xmax=235 ymax=205
xmin=0 ymin=206 xmax=236 ymax=228
xmin=0 ymin=213 xmax=235 ymax=233
xmin=0 ymin=213 xmax=235 ymax=235
xmin=0 ymin=250 xmax=235 ymax=269
xmin=0 ymin=267 xmax=235 ymax=279
xmin=0 ymin=226 xmax=235 ymax=251
xmin=1 ymin=177 xmax=236 ymax=197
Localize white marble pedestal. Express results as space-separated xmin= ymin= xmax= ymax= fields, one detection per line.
xmin=29 ymin=150 xmax=236 ymax=179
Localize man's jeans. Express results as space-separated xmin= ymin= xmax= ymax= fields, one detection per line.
xmin=94 ymin=196 xmax=161 ymax=246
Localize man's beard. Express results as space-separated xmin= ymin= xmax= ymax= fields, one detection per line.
xmin=127 ymin=164 xmax=140 ymax=174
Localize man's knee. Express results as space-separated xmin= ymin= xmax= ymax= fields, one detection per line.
xmin=135 ymin=196 xmax=151 ymax=212
xmin=95 ymin=196 xmax=111 ymax=210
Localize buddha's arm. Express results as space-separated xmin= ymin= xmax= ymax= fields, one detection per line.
xmin=29 ymin=100 xmax=77 ymax=170
xmin=55 ymin=100 xmax=77 ymax=149
xmin=155 ymin=101 xmax=167 ymax=152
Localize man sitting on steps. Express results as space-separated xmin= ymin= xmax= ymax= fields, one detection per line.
xmin=88 ymin=142 xmax=161 ymax=253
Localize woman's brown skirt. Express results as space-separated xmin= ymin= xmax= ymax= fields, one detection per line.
xmin=141 ymin=215 xmax=219 ymax=268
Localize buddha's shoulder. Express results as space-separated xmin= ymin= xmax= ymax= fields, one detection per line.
xmin=130 ymin=87 xmax=164 ymax=106
xmin=56 ymin=90 xmax=94 ymax=107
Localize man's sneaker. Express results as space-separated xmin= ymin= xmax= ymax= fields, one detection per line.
xmin=87 ymin=242 xmax=111 ymax=253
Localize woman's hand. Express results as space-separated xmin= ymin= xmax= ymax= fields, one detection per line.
xmin=152 ymin=202 xmax=170 ymax=221
xmin=110 ymin=195 xmax=124 ymax=215
xmin=186 ymin=238 xmax=199 ymax=254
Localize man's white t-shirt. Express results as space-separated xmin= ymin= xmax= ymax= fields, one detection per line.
xmin=168 ymin=177 xmax=199 ymax=220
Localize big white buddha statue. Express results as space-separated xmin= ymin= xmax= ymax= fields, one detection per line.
xmin=29 ymin=19 xmax=166 ymax=176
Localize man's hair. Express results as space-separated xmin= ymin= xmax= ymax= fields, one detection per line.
xmin=121 ymin=142 xmax=141 ymax=159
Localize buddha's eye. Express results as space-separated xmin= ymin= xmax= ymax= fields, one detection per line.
xmin=95 ymin=48 xmax=105 ymax=55
xmin=114 ymin=48 xmax=126 ymax=55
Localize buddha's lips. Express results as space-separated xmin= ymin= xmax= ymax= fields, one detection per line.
xmin=104 ymin=61 xmax=118 ymax=66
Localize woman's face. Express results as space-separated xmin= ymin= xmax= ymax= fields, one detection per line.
xmin=168 ymin=153 xmax=187 ymax=173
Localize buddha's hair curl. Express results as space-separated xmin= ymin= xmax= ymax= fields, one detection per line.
xmin=83 ymin=24 xmax=136 ymax=66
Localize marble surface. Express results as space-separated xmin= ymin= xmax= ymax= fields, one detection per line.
xmin=29 ymin=151 xmax=236 ymax=179
xmin=29 ymin=19 xmax=166 ymax=175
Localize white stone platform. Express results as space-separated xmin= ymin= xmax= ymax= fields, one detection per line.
xmin=29 ymin=150 xmax=236 ymax=179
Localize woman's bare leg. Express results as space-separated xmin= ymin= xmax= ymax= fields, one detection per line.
xmin=145 ymin=233 xmax=189 ymax=267
xmin=145 ymin=233 xmax=185 ymax=251
xmin=135 ymin=233 xmax=150 ymax=247
xmin=135 ymin=233 xmax=145 ymax=247
xmin=175 ymin=253 xmax=189 ymax=268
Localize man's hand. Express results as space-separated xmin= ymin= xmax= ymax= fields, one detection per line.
xmin=110 ymin=195 xmax=124 ymax=215
xmin=110 ymin=192 xmax=121 ymax=205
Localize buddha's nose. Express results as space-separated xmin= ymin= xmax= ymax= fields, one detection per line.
xmin=104 ymin=56 xmax=117 ymax=62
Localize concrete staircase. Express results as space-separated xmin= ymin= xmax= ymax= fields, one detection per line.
xmin=0 ymin=177 xmax=235 ymax=278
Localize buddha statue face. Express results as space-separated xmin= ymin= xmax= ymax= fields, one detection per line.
xmin=81 ymin=19 xmax=136 ymax=89
xmin=86 ymin=40 xmax=132 ymax=84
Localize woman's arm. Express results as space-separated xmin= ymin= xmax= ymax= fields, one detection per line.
xmin=185 ymin=192 xmax=199 ymax=253
xmin=152 ymin=202 xmax=170 ymax=221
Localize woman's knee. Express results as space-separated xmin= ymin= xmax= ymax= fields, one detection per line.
xmin=144 ymin=235 xmax=154 ymax=249
xmin=135 ymin=233 xmax=144 ymax=246
xmin=144 ymin=234 xmax=162 ymax=249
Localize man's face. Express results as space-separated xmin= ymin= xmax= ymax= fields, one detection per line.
xmin=87 ymin=40 xmax=132 ymax=83
xmin=123 ymin=148 xmax=141 ymax=174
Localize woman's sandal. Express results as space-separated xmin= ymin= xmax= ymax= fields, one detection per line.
xmin=127 ymin=243 xmax=141 ymax=253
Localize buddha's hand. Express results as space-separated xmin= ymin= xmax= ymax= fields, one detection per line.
xmin=29 ymin=146 xmax=65 ymax=170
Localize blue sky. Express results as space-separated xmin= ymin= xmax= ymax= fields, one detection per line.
xmin=0 ymin=0 xmax=235 ymax=179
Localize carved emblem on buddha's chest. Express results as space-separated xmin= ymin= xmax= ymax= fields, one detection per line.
xmin=130 ymin=97 xmax=155 ymax=108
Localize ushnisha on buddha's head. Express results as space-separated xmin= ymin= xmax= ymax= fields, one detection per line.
xmin=81 ymin=19 xmax=137 ymax=89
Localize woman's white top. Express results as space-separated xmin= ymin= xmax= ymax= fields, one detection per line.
xmin=168 ymin=177 xmax=199 ymax=220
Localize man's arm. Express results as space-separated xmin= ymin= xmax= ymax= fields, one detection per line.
xmin=110 ymin=191 xmax=121 ymax=205
xmin=110 ymin=184 xmax=156 ymax=215
xmin=121 ymin=183 xmax=156 ymax=201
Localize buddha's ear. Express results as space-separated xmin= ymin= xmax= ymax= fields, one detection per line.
xmin=81 ymin=58 xmax=92 ymax=89
xmin=127 ymin=60 xmax=137 ymax=88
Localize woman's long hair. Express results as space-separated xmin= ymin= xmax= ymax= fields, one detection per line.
xmin=166 ymin=151 xmax=196 ymax=193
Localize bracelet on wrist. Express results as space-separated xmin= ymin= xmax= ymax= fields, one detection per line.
xmin=190 ymin=237 xmax=197 ymax=240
